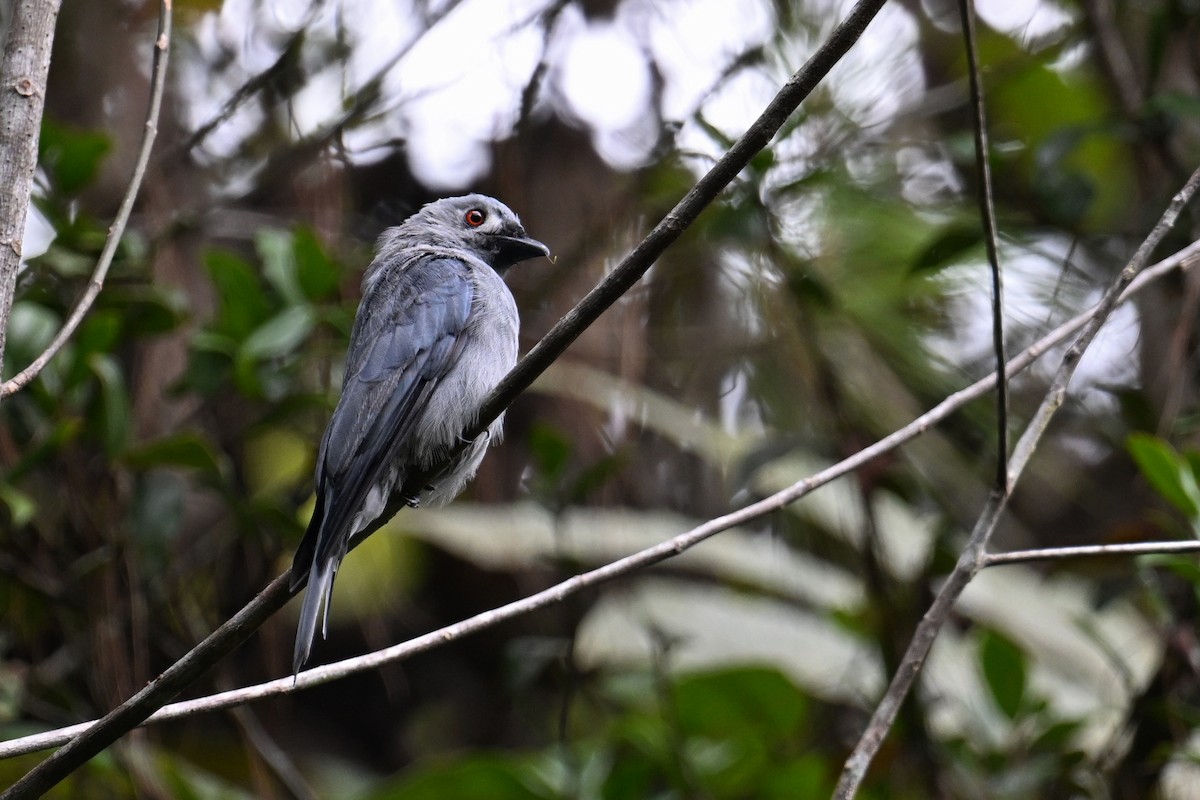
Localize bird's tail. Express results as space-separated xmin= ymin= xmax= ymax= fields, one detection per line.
xmin=293 ymin=556 xmax=337 ymax=677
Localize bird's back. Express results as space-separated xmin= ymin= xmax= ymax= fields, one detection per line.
xmin=290 ymin=193 xmax=544 ymax=674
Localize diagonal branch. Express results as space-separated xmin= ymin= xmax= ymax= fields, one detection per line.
xmin=833 ymin=165 xmax=1200 ymax=800
xmin=0 ymin=0 xmax=172 ymax=398
xmin=0 ymin=1 xmax=892 ymax=796
xmin=2 ymin=234 xmax=1197 ymax=763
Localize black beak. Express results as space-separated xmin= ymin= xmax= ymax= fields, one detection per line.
xmin=492 ymin=233 xmax=550 ymax=267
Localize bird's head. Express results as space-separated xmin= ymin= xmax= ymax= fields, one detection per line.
xmin=409 ymin=194 xmax=550 ymax=273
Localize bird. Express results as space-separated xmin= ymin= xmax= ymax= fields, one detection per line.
xmin=290 ymin=194 xmax=548 ymax=674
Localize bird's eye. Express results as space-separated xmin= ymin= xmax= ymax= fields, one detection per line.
xmin=464 ymin=208 xmax=486 ymax=227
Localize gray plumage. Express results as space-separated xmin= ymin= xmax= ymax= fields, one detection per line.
xmin=290 ymin=194 xmax=548 ymax=674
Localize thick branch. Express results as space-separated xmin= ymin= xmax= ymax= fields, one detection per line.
xmin=2 ymin=235 xmax=1197 ymax=762
xmin=0 ymin=0 xmax=61 ymax=376
xmin=0 ymin=1 xmax=892 ymax=795
xmin=833 ymin=166 xmax=1200 ymax=800
xmin=0 ymin=0 xmax=171 ymax=397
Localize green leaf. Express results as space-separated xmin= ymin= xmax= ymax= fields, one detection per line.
xmin=3 ymin=302 xmax=59 ymax=368
xmin=238 ymin=305 xmax=315 ymax=362
xmin=36 ymin=243 xmax=95 ymax=278
xmin=909 ymin=223 xmax=982 ymax=275
xmin=979 ymin=628 xmax=1027 ymax=720
xmin=243 ymin=427 xmax=310 ymax=496
xmin=39 ymin=119 xmax=111 ymax=195
xmin=232 ymin=306 xmax=315 ymax=397
xmin=1127 ymin=433 xmax=1200 ymax=519
xmin=674 ymin=667 xmax=807 ymax=743
xmin=761 ymin=753 xmax=830 ymax=799
xmin=65 ymin=310 xmax=123 ymax=389
xmin=1137 ymin=554 xmax=1200 ymax=586
xmin=257 ymin=228 xmax=306 ymax=306
xmin=1146 ymin=91 xmax=1200 ymax=120
xmin=124 ymin=433 xmax=227 ymax=480
xmin=88 ymin=354 xmax=131 ymax=457
xmin=293 ymin=226 xmax=341 ymax=300
xmin=1030 ymin=718 xmax=1083 ymax=753
xmin=104 ymin=286 xmax=187 ymax=336
xmin=75 ymin=310 xmax=122 ymax=355
xmin=204 ymin=249 xmax=273 ymax=340
xmin=528 ymin=423 xmax=573 ymax=482
xmin=0 ymin=484 xmax=37 ymax=527
xmin=365 ymin=756 xmax=546 ymax=800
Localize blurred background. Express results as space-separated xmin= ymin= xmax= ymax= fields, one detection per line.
xmin=1 ymin=0 xmax=1200 ymax=796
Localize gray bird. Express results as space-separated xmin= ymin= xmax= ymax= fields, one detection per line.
xmin=290 ymin=194 xmax=548 ymax=674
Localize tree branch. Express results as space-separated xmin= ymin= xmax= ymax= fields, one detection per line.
xmin=0 ymin=0 xmax=172 ymax=398
xmin=833 ymin=165 xmax=1200 ymax=800
xmin=983 ymin=540 xmax=1200 ymax=567
xmin=2 ymin=234 xmax=1198 ymax=763
xmin=179 ymin=0 xmax=464 ymax=157
xmin=959 ymin=0 xmax=1008 ymax=489
xmin=0 ymin=1 xmax=892 ymax=795
xmin=0 ymin=0 xmax=62 ymax=379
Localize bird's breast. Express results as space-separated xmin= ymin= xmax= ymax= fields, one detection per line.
xmin=407 ymin=268 xmax=518 ymax=467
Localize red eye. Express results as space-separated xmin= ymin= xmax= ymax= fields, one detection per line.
xmin=464 ymin=208 xmax=486 ymax=227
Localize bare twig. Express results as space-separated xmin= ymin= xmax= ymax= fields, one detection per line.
xmin=0 ymin=0 xmax=62 ymax=375
xmin=833 ymin=166 xmax=1200 ymax=800
xmin=0 ymin=0 xmax=172 ymax=398
xmin=958 ymin=0 xmax=1008 ymax=488
xmin=181 ymin=0 xmax=464 ymax=156
xmin=0 ymin=2 xmax=892 ymax=796
xmin=983 ymin=540 xmax=1200 ymax=567
xmin=2 ymin=235 xmax=1198 ymax=763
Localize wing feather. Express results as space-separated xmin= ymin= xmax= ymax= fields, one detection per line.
xmin=291 ymin=255 xmax=475 ymax=671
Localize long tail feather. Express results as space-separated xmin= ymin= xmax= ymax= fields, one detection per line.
xmin=293 ymin=557 xmax=336 ymax=676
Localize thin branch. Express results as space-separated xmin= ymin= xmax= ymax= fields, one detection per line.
xmin=0 ymin=0 xmax=172 ymax=398
xmin=179 ymin=24 xmax=308 ymax=154
xmin=3 ymin=235 xmax=1198 ymax=762
xmin=833 ymin=165 xmax=1200 ymax=800
xmin=959 ymin=0 xmax=1008 ymax=489
xmin=0 ymin=0 xmax=63 ymax=376
xmin=0 ymin=2 xmax=892 ymax=796
xmin=180 ymin=0 xmax=464 ymax=157
xmin=983 ymin=540 xmax=1200 ymax=567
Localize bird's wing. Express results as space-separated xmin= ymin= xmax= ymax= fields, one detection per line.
xmin=292 ymin=255 xmax=475 ymax=585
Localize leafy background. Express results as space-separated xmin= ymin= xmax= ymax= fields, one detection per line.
xmin=1 ymin=0 xmax=1199 ymax=797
